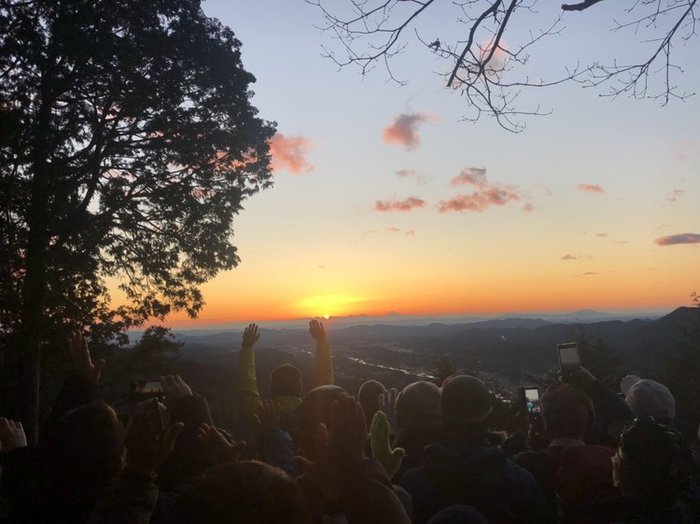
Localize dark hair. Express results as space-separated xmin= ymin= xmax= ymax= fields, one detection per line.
xmin=395 ymin=381 xmax=441 ymax=431
xmin=48 ymin=402 xmax=125 ymax=488
xmin=171 ymin=461 xmax=308 ymax=524
xmin=357 ymin=380 xmax=388 ymax=425
xmin=615 ymin=418 xmax=691 ymax=499
xmin=299 ymin=385 xmax=348 ymax=459
xmin=541 ymin=385 xmax=595 ymax=439
xmin=270 ymin=364 xmax=303 ymax=398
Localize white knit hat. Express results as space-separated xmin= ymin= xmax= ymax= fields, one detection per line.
xmin=625 ymin=378 xmax=676 ymax=420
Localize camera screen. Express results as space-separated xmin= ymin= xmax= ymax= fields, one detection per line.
xmin=558 ymin=343 xmax=580 ymax=368
xmin=524 ymin=388 xmax=541 ymax=413
xmin=137 ymin=381 xmax=163 ymax=394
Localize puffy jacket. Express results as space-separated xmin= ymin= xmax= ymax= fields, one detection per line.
xmin=399 ymin=437 xmax=555 ymax=524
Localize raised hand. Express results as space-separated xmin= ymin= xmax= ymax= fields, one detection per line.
xmin=67 ymin=331 xmax=105 ymax=385
xmin=196 ymin=423 xmax=246 ymax=464
xmin=308 ymin=320 xmax=326 ymax=344
xmin=125 ymin=399 xmax=183 ymax=476
xmin=378 ymin=387 xmax=398 ymax=429
xmin=295 ymin=397 xmax=368 ymax=503
xmin=0 ymin=418 xmax=27 ymax=453
xmin=560 ymin=365 xmax=597 ymax=389
xmin=161 ymin=375 xmax=193 ymax=408
xmin=241 ymin=323 xmax=260 ymax=349
xmin=370 ymin=410 xmax=405 ymax=479
xmin=255 ymin=399 xmax=280 ymax=433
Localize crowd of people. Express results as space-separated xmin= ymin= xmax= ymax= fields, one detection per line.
xmin=0 ymin=322 xmax=698 ymax=523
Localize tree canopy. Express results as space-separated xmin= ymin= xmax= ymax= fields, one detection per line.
xmin=310 ymin=0 xmax=698 ymax=131
xmin=0 ymin=0 xmax=275 ymax=433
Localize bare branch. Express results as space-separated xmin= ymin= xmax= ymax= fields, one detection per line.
xmin=561 ymin=0 xmax=605 ymax=12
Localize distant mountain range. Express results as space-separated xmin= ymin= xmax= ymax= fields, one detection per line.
xmin=171 ymin=306 xmax=696 ymax=380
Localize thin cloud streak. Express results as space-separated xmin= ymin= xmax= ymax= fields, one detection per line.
xmin=374 ymin=197 xmax=426 ymax=212
xmin=576 ymin=183 xmax=604 ymax=194
xmin=654 ymin=233 xmax=700 ymax=246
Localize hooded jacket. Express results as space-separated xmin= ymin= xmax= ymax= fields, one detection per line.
xmin=399 ymin=437 xmax=555 ymax=524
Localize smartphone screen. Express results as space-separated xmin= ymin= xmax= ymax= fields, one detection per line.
xmin=139 ymin=381 xmax=163 ymax=394
xmin=130 ymin=380 xmax=164 ymax=401
xmin=557 ymin=342 xmax=580 ymax=369
xmin=524 ymin=387 xmax=541 ymax=414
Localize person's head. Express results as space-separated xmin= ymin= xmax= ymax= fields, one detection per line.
xmin=299 ymin=385 xmax=348 ymax=459
xmin=357 ymin=380 xmax=388 ymax=426
xmin=48 ymin=402 xmax=125 ymax=488
xmin=612 ymin=418 xmax=691 ymax=501
xmin=395 ymin=380 xmax=441 ymax=432
xmin=623 ymin=378 xmax=675 ymax=423
xmin=541 ymin=384 xmax=595 ymax=440
xmin=171 ymin=461 xmax=308 ymax=524
xmin=270 ymin=364 xmax=303 ymax=398
xmin=440 ymin=375 xmax=492 ymax=437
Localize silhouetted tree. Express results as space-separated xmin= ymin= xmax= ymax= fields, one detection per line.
xmin=432 ymin=354 xmax=459 ymax=386
xmin=0 ymin=0 xmax=275 ymax=439
xmin=310 ymin=0 xmax=698 ymax=131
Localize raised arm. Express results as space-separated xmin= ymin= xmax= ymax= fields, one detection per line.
xmin=45 ymin=332 xmax=105 ymax=433
xmin=309 ymin=320 xmax=334 ymax=387
xmin=235 ymin=324 xmax=263 ymax=427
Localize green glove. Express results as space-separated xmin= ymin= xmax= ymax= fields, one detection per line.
xmin=370 ymin=410 xmax=405 ymax=479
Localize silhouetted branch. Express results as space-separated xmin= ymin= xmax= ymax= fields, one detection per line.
xmin=310 ymin=0 xmax=699 ymax=131
xmin=561 ymin=0 xmax=605 ymax=11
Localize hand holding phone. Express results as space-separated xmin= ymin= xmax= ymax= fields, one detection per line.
xmin=557 ymin=342 xmax=580 ymax=371
xmin=521 ymin=387 xmax=541 ymax=415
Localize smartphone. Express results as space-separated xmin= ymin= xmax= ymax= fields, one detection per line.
xmin=557 ymin=342 xmax=580 ymax=370
xmin=130 ymin=380 xmax=165 ymax=401
xmin=521 ymin=387 xmax=542 ymax=415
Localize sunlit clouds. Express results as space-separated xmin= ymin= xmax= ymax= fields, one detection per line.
xmin=269 ymin=133 xmax=313 ymax=174
xmin=382 ymin=112 xmax=437 ymax=150
xmin=374 ymin=196 xmax=426 ymax=212
xmin=439 ymin=167 xmax=524 ymax=212
xmin=576 ymin=183 xmax=604 ymax=194
xmin=667 ymin=189 xmax=685 ymax=202
xmin=654 ymin=233 xmax=700 ymax=246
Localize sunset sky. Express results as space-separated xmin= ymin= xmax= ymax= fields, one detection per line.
xmin=159 ymin=1 xmax=699 ymax=326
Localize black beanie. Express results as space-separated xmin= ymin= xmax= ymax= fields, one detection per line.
xmin=440 ymin=375 xmax=493 ymax=427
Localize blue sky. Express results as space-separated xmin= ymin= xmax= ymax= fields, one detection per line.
xmin=165 ymin=0 xmax=700 ymax=325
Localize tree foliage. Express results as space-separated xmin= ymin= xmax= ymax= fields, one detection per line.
xmin=0 ymin=0 xmax=275 ymax=433
xmin=310 ymin=0 xmax=698 ymax=131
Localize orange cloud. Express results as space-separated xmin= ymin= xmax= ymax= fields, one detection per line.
xmin=382 ymin=113 xmax=436 ymax=150
xmin=576 ymin=184 xmax=604 ymax=194
xmin=521 ymin=203 xmax=535 ymax=212
xmin=561 ymin=254 xmax=592 ymax=260
xmin=450 ymin=167 xmax=487 ymax=187
xmin=654 ymin=233 xmax=700 ymax=246
xmin=441 ymin=167 xmax=522 ymax=213
xmin=374 ymin=197 xmax=426 ymax=212
xmin=269 ymin=133 xmax=313 ymax=174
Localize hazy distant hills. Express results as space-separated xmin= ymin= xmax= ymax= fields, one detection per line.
xmin=173 ymin=307 xmax=696 ymax=379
